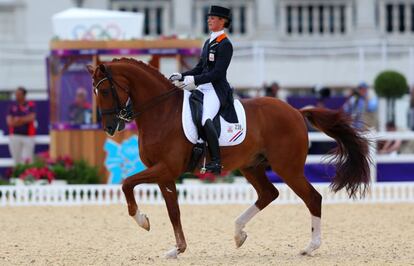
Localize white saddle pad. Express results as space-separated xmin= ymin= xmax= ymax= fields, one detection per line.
xmin=182 ymin=90 xmax=247 ymax=146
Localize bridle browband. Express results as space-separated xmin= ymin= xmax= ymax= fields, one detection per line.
xmin=94 ymin=64 xmax=179 ymax=123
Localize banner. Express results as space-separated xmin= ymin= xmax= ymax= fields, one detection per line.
xmin=104 ymin=135 xmax=146 ymax=184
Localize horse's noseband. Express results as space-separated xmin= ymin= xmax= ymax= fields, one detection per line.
xmin=118 ymin=98 xmax=134 ymax=122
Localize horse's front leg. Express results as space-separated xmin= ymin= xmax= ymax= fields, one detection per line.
xmin=122 ymin=164 xmax=161 ymax=231
xmin=159 ymin=181 xmax=187 ymax=259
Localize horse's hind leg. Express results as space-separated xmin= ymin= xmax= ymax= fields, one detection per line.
xmin=235 ymin=164 xmax=279 ymax=248
xmin=276 ymin=169 xmax=322 ymax=256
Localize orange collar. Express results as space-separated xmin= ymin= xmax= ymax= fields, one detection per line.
xmin=216 ymin=33 xmax=227 ymax=43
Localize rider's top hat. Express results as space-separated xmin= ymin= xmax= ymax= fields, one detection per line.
xmin=208 ymin=5 xmax=232 ymax=27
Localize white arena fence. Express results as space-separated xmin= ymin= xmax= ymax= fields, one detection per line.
xmin=0 ymin=182 xmax=413 ymax=207
xmin=1 ymin=132 xmax=414 ymax=206
xmin=2 ymin=131 xmax=414 ymax=169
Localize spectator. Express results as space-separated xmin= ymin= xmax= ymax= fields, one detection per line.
xmin=265 ymin=82 xmax=280 ymax=98
xmin=342 ymin=82 xmax=377 ymax=129
xmin=6 ymin=87 xmax=36 ymax=164
xmin=378 ymin=121 xmax=402 ymax=155
xmin=68 ymin=87 xmax=92 ymax=124
xmin=315 ymin=86 xmax=331 ymax=108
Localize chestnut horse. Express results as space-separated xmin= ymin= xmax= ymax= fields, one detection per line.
xmin=87 ymin=58 xmax=370 ymax=259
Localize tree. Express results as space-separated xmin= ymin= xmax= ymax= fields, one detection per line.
xmin=374 ymin=70 xmax=408 ymax=123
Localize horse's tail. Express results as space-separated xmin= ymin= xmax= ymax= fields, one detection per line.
xmin=300 ymin=107 xmax=371 ymax=198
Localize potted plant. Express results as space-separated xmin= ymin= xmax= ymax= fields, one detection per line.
xmin=374 ymin=70 xmax=409 ymax=123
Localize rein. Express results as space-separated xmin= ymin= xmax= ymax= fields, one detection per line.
xmin=95 ymin=65 xmax=179 ymax=122
xmin=126 ymin=88 xmax=179 ymax=121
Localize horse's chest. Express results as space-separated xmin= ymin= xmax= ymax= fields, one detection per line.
xmin=139 ymin=135 xmax=165 ymax=158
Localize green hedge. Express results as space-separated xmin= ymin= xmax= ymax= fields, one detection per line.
xmin=51 ymin=160 xmax=100 ymax=184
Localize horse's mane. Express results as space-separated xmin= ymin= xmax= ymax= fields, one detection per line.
xmin=111 ymin=58 xmax=175 ymax=89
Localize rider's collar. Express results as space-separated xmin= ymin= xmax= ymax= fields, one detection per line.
xmin=210 ymin=30 xmax=225 ymax=43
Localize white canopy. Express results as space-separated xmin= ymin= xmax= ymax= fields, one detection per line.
xmin=52 ymin=8 xmax=144 ymax=40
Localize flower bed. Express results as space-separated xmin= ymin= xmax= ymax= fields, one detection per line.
xmin=10 ymin=152 xmax=102 ymax=185
xmin=180 ymin=169 xmax=238 ymax=184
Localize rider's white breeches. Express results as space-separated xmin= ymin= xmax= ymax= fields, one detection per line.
xmin=198 ymin=83 xmax=220 ymax=126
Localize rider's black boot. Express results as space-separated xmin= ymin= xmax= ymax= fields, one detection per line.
xmin=203 ymin=119 xmax=222 ymax=174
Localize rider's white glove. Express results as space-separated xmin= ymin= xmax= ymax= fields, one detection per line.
xmin=183 ymin=76 xmax=196 ymax=91
xmin=169 ymin=72 xmax=182 ymax=81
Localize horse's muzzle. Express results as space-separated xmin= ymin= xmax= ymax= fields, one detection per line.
xmin=104 ymin=119 xmax=125 ymax=137
xmin=104 ymin=125 xmax=116 ymax=137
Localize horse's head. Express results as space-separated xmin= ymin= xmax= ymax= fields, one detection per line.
xmin=87 ymin=63 xmax=131 ymax=136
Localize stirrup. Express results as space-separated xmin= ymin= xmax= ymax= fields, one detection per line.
xmin=205 ymin=161 xmax=222 ymax=175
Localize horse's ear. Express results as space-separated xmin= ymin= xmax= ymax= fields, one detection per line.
xmin=99 ymin=64 xmax=106 ymax=73
xmin=86 ymin=65 xmax=95 ymax=75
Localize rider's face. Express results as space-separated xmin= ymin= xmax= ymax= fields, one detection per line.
xmin=208 ymin=16 xmax=225 ymax=32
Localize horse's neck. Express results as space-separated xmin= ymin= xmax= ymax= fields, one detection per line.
xmin=129 ymin=68 xmax=167 ymax=106
xmin=128 ymin=69 xmax=182 ymax=131
xmin=134 ymin=91 xmax=183 ymax=142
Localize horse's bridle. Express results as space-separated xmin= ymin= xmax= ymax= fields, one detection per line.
xmin=94 ymin=64 xmax=179 ymax=123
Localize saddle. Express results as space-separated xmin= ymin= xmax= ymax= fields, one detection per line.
xmin=184 ymin=90 xmax=247 ymax=172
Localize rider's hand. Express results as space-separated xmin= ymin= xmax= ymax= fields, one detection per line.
xmin=169 ymin=72 xmax=182 ymax=81
xmin=183 ymin=76 xmax=196 ymax=91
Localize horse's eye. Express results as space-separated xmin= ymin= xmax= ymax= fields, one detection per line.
xmin=101 ymin=88 xmax=110 ymax=96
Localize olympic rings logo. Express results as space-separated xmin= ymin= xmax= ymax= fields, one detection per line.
xmin=72 ymin=24 xmax=123 ymax=40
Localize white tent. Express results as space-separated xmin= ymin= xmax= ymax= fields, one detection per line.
xmin=52 ymin=8 xmax=144 ymax=40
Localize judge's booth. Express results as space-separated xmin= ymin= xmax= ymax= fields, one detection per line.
xmin=47 ymin=39 xmax=201 ymax=183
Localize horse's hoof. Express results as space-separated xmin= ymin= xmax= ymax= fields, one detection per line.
xmin=300 ymin=241 xmax=321 ymax=256
xmin=300 ymin=249 xmax=311 ymax=256
xmin=234 ymin=230 xmax=247 ymax=248
xmin=140 ymin=215 xmax=150 ymax=231
xmin=165 ymin=247 xmax=179 ymax=259
xmin=133 ymin=213 xmax=150 ymax=231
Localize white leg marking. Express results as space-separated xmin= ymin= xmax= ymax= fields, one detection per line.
xmin=133 ymin=211 xmax=150 ymax=231
xmin=301 ymin=215 xmax=321 ymax=256
xmin=234 ymin=205 xmax=260 ymax=248
xmin=165 ymin=247 xmax=179 ymax=259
